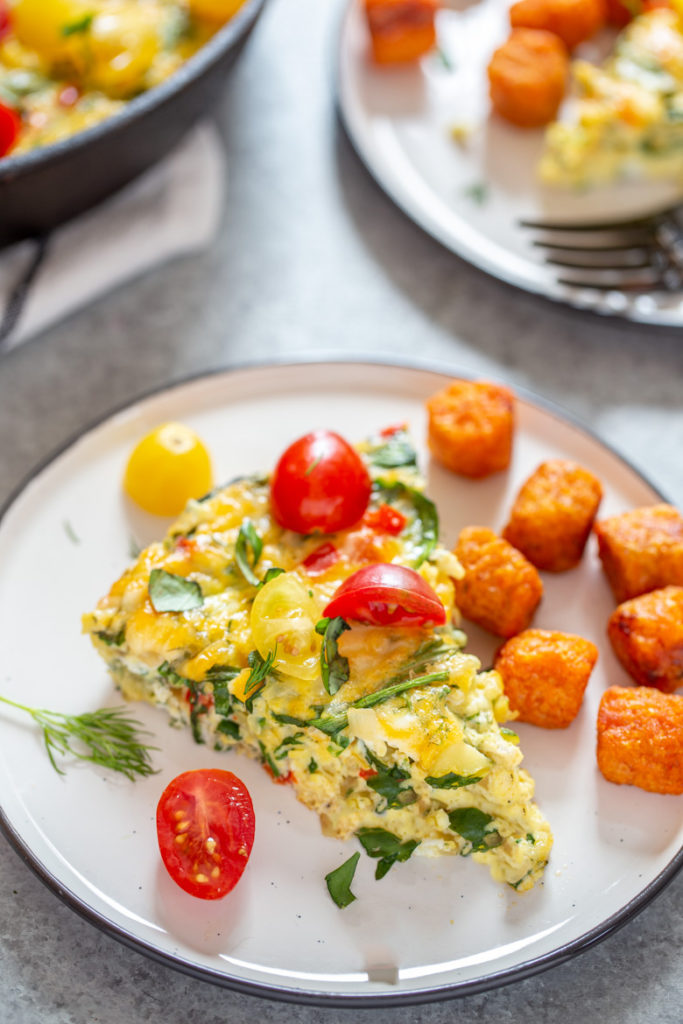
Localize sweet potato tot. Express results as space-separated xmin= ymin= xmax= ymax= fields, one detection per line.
xmin=594 ymin=503 xmax=683 ymax=602
xmin=495 ymin=628 xmax=598 ymax=728
xmin=510 ymin=0 xmax=606 ymax=50
xmin=364 ymin=0 xmax=439 ymax=64
xmin=487 ymin=28 xmax=569 ymax=128
xmin=597 ymin=685 xmax=683 ymax=794
xmin=607 ymin=586 xmax=683 ymax=693
xmin=454 ymin=526 xmax=543 ymax=637
xmin=502 ymin=459 xmax=603 ymax=571
xmin=426 ymin=379 xmax=514 ymax=478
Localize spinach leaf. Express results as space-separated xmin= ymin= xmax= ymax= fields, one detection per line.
xmin=205 ymin=664 xmax=241 ymax=716
xmin=274 ymin=732 xmax=304 ymax=760
xmin=448 ymin=807 xmax=503 ymax=852
xmin=61 ymin=12 xmax=93 ymax=36
xmin=315 ymin=616 xmax=350 ymax=695
xmin=356 ymin=827 xmax=420 ymax=879
xmin=325 ymin=852 xmax=360 ymax=908
xmin=363 ymin=750 xmax=416 ymax=811
xmin=216 ymin=718 xmax=240 ymax=740
xmin=235 ymin=520 xmax=263 ymax=587
xmin=425 ymin=771 xmax=486 ymax=789
xmin=257 ymin=566 xmax=285 ymax=589
xmin=148 ymin=569 xmax=203 ymax=612
xmin=373 ymin=479 xmax=438 ymax=567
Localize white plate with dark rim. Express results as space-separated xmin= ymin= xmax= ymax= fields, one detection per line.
xmin=337 ymin=0 xmax=683 ymax=326
xmin=0 ymin=359 xmax=681 ymax=1007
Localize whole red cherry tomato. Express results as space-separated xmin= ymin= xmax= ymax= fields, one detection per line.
xmin=270 ymin=430 xmax=371 ymax=534
xmin=0 ymin=102 xmax=20 ymax=158
xmin=323 ymin=563 xmax=446 ymax=627
xmin=156 ymin=769 xmax=255 ymax=900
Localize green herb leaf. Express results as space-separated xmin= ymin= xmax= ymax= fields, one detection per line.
xmin=216 ymin=718 xmax=240 ymax=740
xmin=463 ymin=181 xmax=489 ymax=206
xmin=274 ymin=732 xmax=304 ymax=759
xmin=356 ymin=827 xmax=420 ymax=879
xmin=363 ymin=749 xmax=416 ymax=811
xmin=148 ymin=569 xmax=203 ymax=612
xmin=258 ymin=740 xmax=280 ymax=778
xmin=425 ymin=771 xmax=486 ymax=789
xmin=95 ymin=627 xmax=126 ymax=647
xmin=205 ymin=665 xmax=241 ymax=716
xmin=235 ymin=520 xmax=263 ymax=587
xmin=63 ymin=519 xmax=80 ymax=544
xmin=308 ymin=758 xmax=318 ymax=773
xmin=241 ymin=649 xmax=277 ymax=710
xmin=257 ymin=566 xmax=285 ymax=589
xmin=369 ymin=432 xmax=418 ymax=469
xmin=316 ymin=616 xmax=350 ymax=695
xmin=61 ymin=12 xmax=94 ymax=36
xmin=325 ymin=852 xmax=360 ymax=908
xmin=448 ymin=807 xmax=503 ymax=852
xmin=373 ymin=479 xmax=438 ymax=567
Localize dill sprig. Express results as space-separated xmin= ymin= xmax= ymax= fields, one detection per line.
xmin=0 ymin=695 xmax=158 ymax=780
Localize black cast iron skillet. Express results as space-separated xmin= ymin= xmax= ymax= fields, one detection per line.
xmin=0 ymin=0 xmax=266 ymax=246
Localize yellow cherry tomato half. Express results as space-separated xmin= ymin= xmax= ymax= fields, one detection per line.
xmin=123 ymin=422 xmax=213 ymax=517
xmin=250 ymin=572 xmax=322 ymax=682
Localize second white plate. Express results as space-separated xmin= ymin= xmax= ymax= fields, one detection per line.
xmin=337 ymin=0 xmax=683 ymax=325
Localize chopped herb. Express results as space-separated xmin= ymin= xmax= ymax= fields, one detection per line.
xmin=325 ymin=852 xmax=360 ymax=908
xmin=61 ymin=12 xmax=94 ymax=36
xmin=274 ymin=732 xmax=304 ymax=759
xmin=425 ymin=770 xmax=486 ymax=789
xmin=448 ymin=807 xmax=503 ymax=853
xmin=258 ymin=740 xmax=280 ymax=778
xmin=63 ymin=520 xmax=80 ymax=544
xmin=308 ymin=758 xmax=318 ymax=773
xmin=316 ymin=616 xmax=351 ymax=695
xmin=435 ymin=47 xmax=455 ymax=71
xmin=242 ymin=648 xmax=277 ymax=710
xmin=95 ymin=627 xmax=126 ymax=647
xmin=216 ymin=718 xmax=240 ymax=741
xmin=363 ymin=749 xmax=416 ymax=811
xmin=257 ymin=566 xmax=285 ymax=589
xmin=235 ymin=520 xmax=263 ymax=587
xmin=0 ymin=695 xmax=156 ymax=779
xmin=500 ymin=727 xmax=519 ymax=744
xmin=356 ymin=827 xmax=420 ymax=879
xmin=369 ymin=432 xmax=417 ymax=469
xmin=129 ymin=536 xmax=142 ymax=559
xmin=526 ymin=833 xmax=536 ymax=845
xmin=463 ymin=181 xmax=490 ymax=206
xmin=304 ymin=456 xmax=322 ymax=477
xmin=205 ymin=665 xmax=241 ymax=716
xmin=373 ymin=479 xmax=438 ymax=567
xmin=148 ymin=569 xmax=203 ymax=613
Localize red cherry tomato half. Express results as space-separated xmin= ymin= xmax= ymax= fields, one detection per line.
xmin=156 ymin=769 xmax=255 ymax=900
xmin=0 ymin=2 xmax=9 ymax=40
xmin=302 ymin=541 xmax=340 ymax=575
xmin=363 ymin=503 xmax=407 ymax=536
xmin=0 ymin=102 xmax=20 ymax=158
xmin=323 ymin=563 xmax=447 ymax=627
xmin=270 ymin=430 xmax=371 ymax=534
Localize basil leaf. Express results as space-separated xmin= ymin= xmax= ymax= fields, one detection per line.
xmin=448 ymin=807 xmax=503 ymax=853
xmin=216 ymin=718 xmax=240 ymax=740
xmin=316 ymin=616 xmax=350 ymax=695
xmin=235 ymin=520 xmax=263 ymax=587
xmin=356 ymin=827 xmax=420 ymax=879
xmin=274 ymin=732 xmax=304 ymax=759
xmin=369 ymin=433 xmax=417 ymax=469
xmin=426 ymin=771 xmax=486 ymax=790
xmin=325 ymin=852 xmax=360 ymax=909
xmin=148 ymin=569 xmax=203 ymax=612
xmin=373 ymin=479 xmax=438 ymax=567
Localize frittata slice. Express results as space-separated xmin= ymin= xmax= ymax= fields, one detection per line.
xmin=540 ymin=8 xmax=683 ymax=187
xmin=83 ymin=431 xmax=552 ymax=892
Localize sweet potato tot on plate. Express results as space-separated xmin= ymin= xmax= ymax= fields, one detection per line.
xmin=510 ymin=0 xmax=607 ymax=50
xmin=597 ymin=685 xmax=683 ymax=794
xmin=607 ymin=586 xmax=683 ymax=692
xmin=426 ymin=379 xmax=515 ymax=478
xmin=364 ymin=0 xmax=440 ymax=64
xmin=487 ymin=28 xmax=569 ymax=128
xmin=594 ymin=503 xmax=683 ymax=602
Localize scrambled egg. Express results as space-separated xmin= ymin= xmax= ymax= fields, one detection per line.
xmin=83 ymin=431 xmax=552 ymax=892
xmin=540 ymin=8 xmax=683 ymax=187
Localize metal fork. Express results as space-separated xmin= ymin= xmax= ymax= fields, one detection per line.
xmin=520 ymin=204 xmax=683 ymax=292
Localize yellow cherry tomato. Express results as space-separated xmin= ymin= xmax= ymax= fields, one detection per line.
xmin=88 ymin=4 xmax=160 ymax=97
xmin=250 ymin=572 xmax=322 ymax=682
xmin=10 ymin=0 xmax=93 ymax=67
xmin=123 ymin=422 xmax=213 ymax=517
xmin=188 ymin=0 xmax=248 ymax=24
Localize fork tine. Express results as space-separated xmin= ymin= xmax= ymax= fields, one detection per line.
xmin=545 ymin=254 xmax=653 ymax=270
xmin=531 ymin=240 xmax=651 ymax=254
xmin=556 ymin=276 xmax=662 ymax=291
xmin=519 ymin=207 xmax=676 ymax=232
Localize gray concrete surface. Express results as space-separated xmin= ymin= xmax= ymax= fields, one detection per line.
xmin=1 ymin=0 xmax=682 ymax=1020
